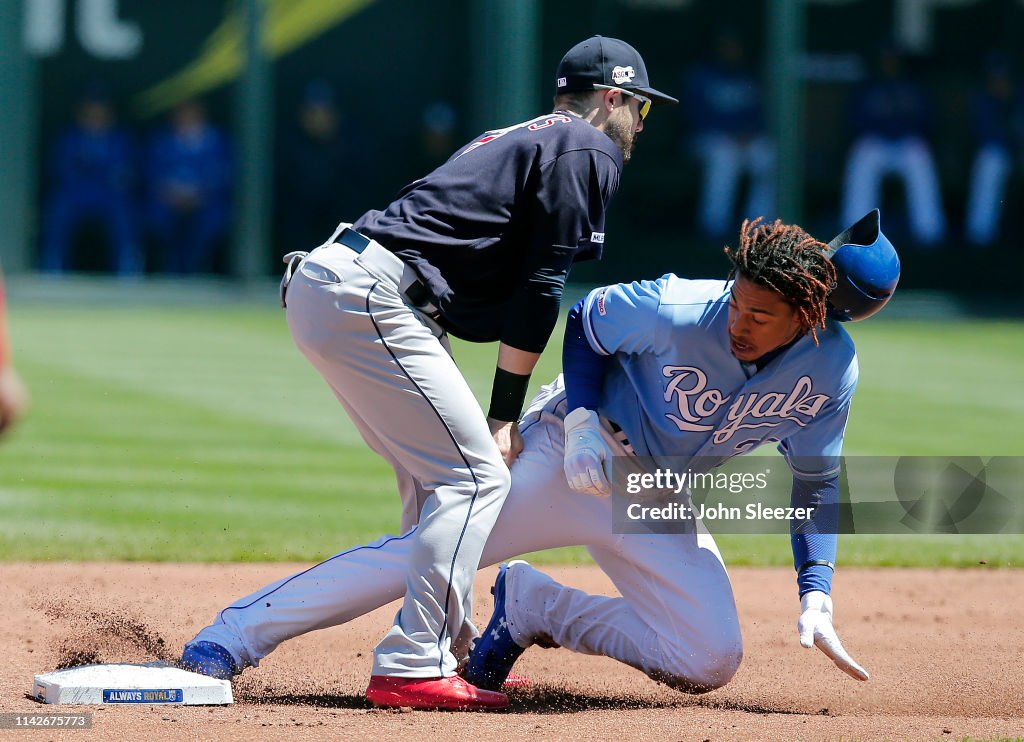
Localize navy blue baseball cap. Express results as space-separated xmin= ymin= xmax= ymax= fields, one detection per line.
xmin=556 ymin=35 xmax=678 ymax=106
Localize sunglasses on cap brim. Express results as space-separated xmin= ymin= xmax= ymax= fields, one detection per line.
xmin=593 ymin=84 xmax=652 ymax=120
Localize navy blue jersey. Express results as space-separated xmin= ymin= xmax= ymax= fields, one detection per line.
xmin=354 ymin=113 xmax=622 ymax=351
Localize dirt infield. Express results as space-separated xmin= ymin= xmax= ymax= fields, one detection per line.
xmin=3 ymin=563 xmax=1022 ymax=741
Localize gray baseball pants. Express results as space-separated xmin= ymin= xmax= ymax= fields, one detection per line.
xmin=190 ymin=378 xmax=742 ymax=691
xmin=228 ymin=225 xmax=509 ymax=678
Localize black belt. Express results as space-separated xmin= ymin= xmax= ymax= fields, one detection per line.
xmin=337 ymin=228 xmax=441 ymax=321
xmin=336 ymin=227 xmax=371 ymax=254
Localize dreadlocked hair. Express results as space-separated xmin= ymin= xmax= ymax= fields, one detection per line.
xmin=723 ymin=217 xmax=837 ymax=344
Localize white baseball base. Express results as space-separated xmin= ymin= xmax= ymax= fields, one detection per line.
xmin=32 ymin=663 xmax=232 ymax=705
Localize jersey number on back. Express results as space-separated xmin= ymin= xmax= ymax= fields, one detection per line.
xmin=455 ymin=115 xmax=572 ymax=159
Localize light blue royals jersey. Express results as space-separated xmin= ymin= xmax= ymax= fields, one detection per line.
xmin=580 ymin=276 xmax=859 ymax=480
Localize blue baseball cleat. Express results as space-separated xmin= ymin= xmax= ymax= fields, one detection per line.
xmin=179 ymin=641 xmax=240 ymax=680
xmin=462 ymin=560 xmax=530 ymax=691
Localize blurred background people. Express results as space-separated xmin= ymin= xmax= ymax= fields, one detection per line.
xmin=682 ymin=29 xmax=775 ymax=238
xmin=0 ymin=265 xmax=29 ymax=436
xmin=419 ymin=101 xmax=458 ymax=172
xmin=145 ymin=99 xmax=232 ymax=274
xmin=387 ymin=100 xmax=459 ymax=195
xmin=841 ymin=45 xmax=947 ymax=247
xmin=39 ymin=81 xmax=140 ymax=276
xmin=277 ymin=80 xmax=372 ymax=251
xmin=965 ymin=52 xmax=1022 ymax=247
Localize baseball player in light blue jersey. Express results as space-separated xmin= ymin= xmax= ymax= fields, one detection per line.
xmin=462 ymin=211 xmax=898 ymax=691
xmin=179 ymin=212 xmax=898 ymax=698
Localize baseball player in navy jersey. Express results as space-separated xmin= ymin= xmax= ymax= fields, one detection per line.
xmin=176 ymin=211 xmax=898 ymax=701
xmin=179 ymin=36 xmax=676 ymax=710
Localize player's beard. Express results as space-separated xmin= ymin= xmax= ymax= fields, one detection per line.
xmin=604 ymin=116 xmax=636 ymax=165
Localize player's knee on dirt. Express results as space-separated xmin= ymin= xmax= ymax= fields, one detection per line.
xmin=652 ymin=629 xmax=743 ymax=693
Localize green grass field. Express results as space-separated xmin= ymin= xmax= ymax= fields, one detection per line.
xmin=2 ymin=290 xmax=1022 ymax=566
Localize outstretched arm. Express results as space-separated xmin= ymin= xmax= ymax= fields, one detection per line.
xmin=791 ymin=476 xmax=868 ymax=681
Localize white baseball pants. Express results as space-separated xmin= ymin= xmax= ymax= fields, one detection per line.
xmin=193 ymin=379 xmax=742 ymax=691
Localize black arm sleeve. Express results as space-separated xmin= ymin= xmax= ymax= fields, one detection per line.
xmin=500 ymin=149 xmax=617 ymax=352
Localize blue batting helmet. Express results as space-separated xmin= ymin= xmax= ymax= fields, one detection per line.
xmin=825 ymin=209 xmax=900 ymax=322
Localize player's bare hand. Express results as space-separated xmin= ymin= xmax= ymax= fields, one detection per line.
xmin=488 ymin=417 xmax=523 ymax=467
xmin=797 ymin=590 xmax=869 ymax=681
xmin=562 ymin=407 xmax=613 ymax=496
xmin=0 ymin=365 xmax=30 ymax=435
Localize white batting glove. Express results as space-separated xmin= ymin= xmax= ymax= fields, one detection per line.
xmin=797 ymin=590 xmax=869 ymax=681
xmin=563 ymin=407 xmax=613 ymax=496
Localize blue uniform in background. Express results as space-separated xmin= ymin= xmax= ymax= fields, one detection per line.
xmin=41 ymin=122 xmax=139 ymax=276
xmin=840 ymin=56 xmax=947 ymax=245
xmin=145 ymin=119 xmax=232 ymax=274
xmin=682 ymin=55 xmax=775 ymax=237
xmin=965 ymin=60 xmax=1023 ymax=246
xmin=684 ymin=63 xmax=765 ymax=138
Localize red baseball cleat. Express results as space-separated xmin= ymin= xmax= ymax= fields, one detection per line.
xmin=365 ymin=675 xmax=509 ymax=710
